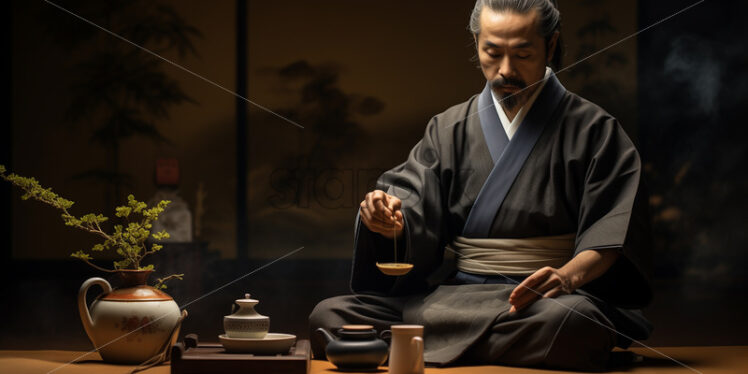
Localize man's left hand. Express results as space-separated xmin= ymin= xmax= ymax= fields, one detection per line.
xmin=508 ymin=266 xmax=573 ymax=313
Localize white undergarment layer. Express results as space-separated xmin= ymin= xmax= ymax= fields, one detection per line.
xmin=449 ymin=233 xmax=576 ymax=276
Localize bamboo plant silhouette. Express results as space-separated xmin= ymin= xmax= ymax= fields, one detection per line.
xmin=42 ymin=0 xmax=201 ymax=209
xmin=268 ymin=60 xmax=385 ymax=207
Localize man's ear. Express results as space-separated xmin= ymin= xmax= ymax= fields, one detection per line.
xmin=546 ymin=31 xmax=560 ymax=64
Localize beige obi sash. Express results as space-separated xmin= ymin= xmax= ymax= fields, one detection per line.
xmin=447 ymin=233 xmax=576 ymax=276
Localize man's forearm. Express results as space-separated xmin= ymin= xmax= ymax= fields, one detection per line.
xmin=558 ymin=248 xmax=621 ymax=291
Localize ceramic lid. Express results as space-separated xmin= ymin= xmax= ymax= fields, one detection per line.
xmin=342 ymin=324 xmax=374 ymax=331
xmin=100 ymin=285 xmax=173 ymax=301
xmin=235 ymin=293 xmax=259 ymax=305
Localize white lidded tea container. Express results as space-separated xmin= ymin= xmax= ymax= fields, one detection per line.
xmin=223 ymin=293 xmax=269 ymax=338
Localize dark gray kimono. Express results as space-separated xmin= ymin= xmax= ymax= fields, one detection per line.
xmin=350 ymin=73 xmax=653 ymax=364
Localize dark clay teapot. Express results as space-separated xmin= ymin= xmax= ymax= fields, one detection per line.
xmin=316 ymin=324 xmax=389 ymax=371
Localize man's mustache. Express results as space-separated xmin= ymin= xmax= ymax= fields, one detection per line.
xmin=491 ymin=77 xmax=527 ymax=90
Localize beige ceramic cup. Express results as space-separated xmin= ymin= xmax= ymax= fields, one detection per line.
xmin=388 ymin=325 xmax=424 ymax=374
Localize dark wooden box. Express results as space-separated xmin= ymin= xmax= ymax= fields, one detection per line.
xmin=171 ymin=334 xmax=310 ymax=374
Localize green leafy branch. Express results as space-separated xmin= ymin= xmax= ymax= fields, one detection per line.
xmin=154 ymin=273 xmax=184 ymax=290
xmin=1 ymin=165 xmax=183 ymax=287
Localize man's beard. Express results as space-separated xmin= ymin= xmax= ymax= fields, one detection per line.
xmin=491 ymin=76 xmax=527 ymax=111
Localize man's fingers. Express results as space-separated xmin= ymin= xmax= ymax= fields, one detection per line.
xmin=510 ymin=274 xmax=542 ymax=301
xmin=543 ymin=288 xmax=564 ymax=299
xmin=512 ymin=290 xmax=560 ymax=314
xmin=365 ymin=193 xmax=377 ymax=216
xmin=366 ymin=190 xmax=396 ymax=221
xmin=510 ymin=269 xmax=558 ymax=311
xmin=511 ymin=278 xmax=557 ymax=312
xmin=533 ymin=277 xmax=559 ymax=297
xmin=510 ymin=287 xmax=541 ymax=311
xmin=394 ymin=211 xmax=404 ymax=228
xmin=510 ymin=293 xmax=539 ymax=313
xmin=510 ymin=281 xmax=528 ymax=300
xmin=359 ymin=202 xmax=374 ymax=223
xmin=372 ymin=190 xmax=387 ymax=199
xmin=371 ymin=207 xmax=397 ymax=226
xmin=361 ymin=190 xmax=405 ymax=237
xmin=375 ymin=199 xmax=394 ymax=219
xmin=512 ymin=284 xmax=565 ymax=314
xmin=366 ymin=190 xmax=386 ymax=207
xmin=395 ymin=210 xmax=403 ymax=221
xmin=360 ymin=200 xmax=405 ymax=230
xmin=387 ymin=195 xmax=402 ymax=211
xmin=510 ymin=267 xmax=552 ymax=301
xmin=510 ymin=274 xmax=568 ymax=313
xmin=360 ymin=200 xmax=386 ymax=227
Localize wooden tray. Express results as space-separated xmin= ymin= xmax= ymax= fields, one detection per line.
xmin=171 ymin=334 xmax=310 ymax=374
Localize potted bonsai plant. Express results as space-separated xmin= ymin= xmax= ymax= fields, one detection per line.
xmin=1 ymin=164 xmax=186 ymax=364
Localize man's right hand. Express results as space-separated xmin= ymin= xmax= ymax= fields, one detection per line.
xmin=360 ymin=190 xmax=403 ymax=240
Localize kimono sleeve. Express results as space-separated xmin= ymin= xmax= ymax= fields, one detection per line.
xmin=350 ymin=116 xmax=449 ymax=296
xmin=574 ymin=118 xmax=654 ymax=308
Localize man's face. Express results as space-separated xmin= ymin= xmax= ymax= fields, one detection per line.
xmin=475 ymin=7 xmax=557 ymax=111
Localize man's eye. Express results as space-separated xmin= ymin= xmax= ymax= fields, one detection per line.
xmin=517 ymin=54 xmax=530 ymax=59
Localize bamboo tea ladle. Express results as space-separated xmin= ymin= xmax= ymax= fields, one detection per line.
xmin=376 ymin=214 xmax=413 ymax=276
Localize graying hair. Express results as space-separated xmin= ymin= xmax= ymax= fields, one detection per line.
xmin=468 ymin=0 xmax=563 ymax=69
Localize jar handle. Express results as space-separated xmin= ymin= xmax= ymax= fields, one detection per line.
xmin=78 ymin=277 xmax=112 ymax=347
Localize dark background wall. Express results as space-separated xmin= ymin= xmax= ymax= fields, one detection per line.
xmin=1 ymin=0 xmax=746 ymax=350
xmin=636 ymin=0 xmax=748 ymax=347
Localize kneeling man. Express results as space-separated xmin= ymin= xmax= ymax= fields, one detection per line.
xmin=310 ymin=0 xmax=653 ymax=370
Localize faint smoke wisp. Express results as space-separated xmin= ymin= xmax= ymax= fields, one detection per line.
xmin=663 ymin=36 xmax=722 ymax=117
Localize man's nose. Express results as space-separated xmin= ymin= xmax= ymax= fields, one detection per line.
xmin=498 ymin=55 xmax=515 ymax=78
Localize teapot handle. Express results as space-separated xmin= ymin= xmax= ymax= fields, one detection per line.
xmin=379 ymin=329 xmax=392 ymax=342
xmin=78 ymin=277 xmax=112 ymax=346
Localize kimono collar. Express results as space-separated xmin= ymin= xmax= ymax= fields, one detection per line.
xmin=464 ymin=71 xmax=566 ymax=238
xmin=478 ymin=69 xmax=562 ymax=163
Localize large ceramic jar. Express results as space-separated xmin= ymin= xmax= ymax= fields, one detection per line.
xmin=78 ymin=270 xmax=181 ymax=364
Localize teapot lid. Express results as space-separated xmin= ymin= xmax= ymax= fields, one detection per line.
xmin=235 ymin=293 xmax=259 ymax=305
xmin=342 ymin=324 xmax=374 ymax=331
